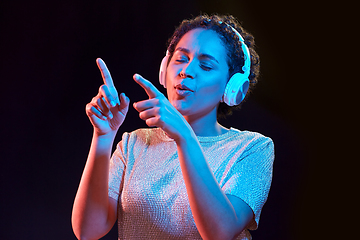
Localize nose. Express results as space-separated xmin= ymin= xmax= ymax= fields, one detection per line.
xmin=179 ymin=60 xmax=196 ymax=79
xmin=180 ymin=70 xmax=191 ymax=79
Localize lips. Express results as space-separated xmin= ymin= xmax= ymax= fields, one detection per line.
xmin=175 ymin=83 xmax=193 ymax=92
xmin=174 ymin=83 xmax=193 ymax=96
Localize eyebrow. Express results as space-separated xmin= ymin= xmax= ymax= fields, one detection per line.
xmin=175 ymin=47 xmax=219 ymax=64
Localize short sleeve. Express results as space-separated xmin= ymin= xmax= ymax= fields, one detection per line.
xmin=223 ymin=136 xmax=274 ymax=230
xmin=108 ymin=133 xmax=129 ymax=201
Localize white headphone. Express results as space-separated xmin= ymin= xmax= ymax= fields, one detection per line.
xmin=159 ymin=23 xmax=251 ymax=106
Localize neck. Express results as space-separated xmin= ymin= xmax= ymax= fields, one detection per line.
xmin=183 ymin=107 xmax=228 ymax=137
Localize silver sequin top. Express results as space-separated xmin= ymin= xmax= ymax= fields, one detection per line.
xmin=109 ymin=127 xmax=274 ymax=239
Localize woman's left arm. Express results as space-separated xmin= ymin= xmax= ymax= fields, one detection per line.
xmin=133 ymin=74 xmax=253 ymax=240
xmin=176 ymin=131 xmax=253 ymax=240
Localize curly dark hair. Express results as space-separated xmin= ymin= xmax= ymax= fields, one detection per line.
xmin=165 ymin=14 xmax=260 ymax=119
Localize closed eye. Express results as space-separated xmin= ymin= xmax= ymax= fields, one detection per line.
xmin=200 ymin=63 xmax=213 ymax=71
xmin=174 ymin=54 xmax=189 ymax=64
xmin=175 ymin=58 xmax=187 ymax=63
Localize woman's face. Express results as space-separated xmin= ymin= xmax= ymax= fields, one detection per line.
xmin=166 ymin=28 xmax=229 ymax=120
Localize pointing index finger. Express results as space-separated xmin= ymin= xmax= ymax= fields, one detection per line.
xmin=96 ymin=58 xmax=115 ymax=88
xmin=134 ymin=74 xmax=162 ymax=99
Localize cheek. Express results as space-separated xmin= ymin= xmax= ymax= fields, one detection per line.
xmin=165 ymin=74 xmax=178 ymax=101
xmin=165 ymin=63 xmax=180 ymax=86
xmin=198 ymin=76 xmax=227 ymax=98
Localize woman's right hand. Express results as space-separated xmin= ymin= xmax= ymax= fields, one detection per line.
xmin=85 ymin=58 xmax=130 ymax=136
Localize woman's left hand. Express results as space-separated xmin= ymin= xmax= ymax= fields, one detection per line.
xmin=132 ymin=74 xmax=191 ymax=142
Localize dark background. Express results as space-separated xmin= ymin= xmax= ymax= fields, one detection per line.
xmin=1 ymin=0 xmax=352 ymax=239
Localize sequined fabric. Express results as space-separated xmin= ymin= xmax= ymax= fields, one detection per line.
xmin=108 ymin=127 xmax=274 ymax=240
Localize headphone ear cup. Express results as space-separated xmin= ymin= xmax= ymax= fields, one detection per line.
xmin=159 ymin=55 xmax=169 ymax=88
xmin=222 ymin=73 xmax=249 ymax=106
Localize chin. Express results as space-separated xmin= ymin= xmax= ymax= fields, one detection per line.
xmin=170 ymin=99 xmax=193 ymax=115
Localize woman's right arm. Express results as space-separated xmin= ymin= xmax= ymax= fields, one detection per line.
xmin=71 ymin=58 xmax=130 ymax=240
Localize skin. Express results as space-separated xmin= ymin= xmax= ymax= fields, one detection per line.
xmin=72 ymin=28 xmax=253 ymax=240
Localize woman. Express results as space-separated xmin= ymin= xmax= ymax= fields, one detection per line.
xmin=72 ymin=14 xmax=274 ymax=240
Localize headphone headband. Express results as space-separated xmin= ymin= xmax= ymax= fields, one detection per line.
xmin=219 ymin=21 xmax=251 ymax=76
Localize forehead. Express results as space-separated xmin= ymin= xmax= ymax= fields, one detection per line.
xmin=175 ymin=28 xmax=227 ymax=60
